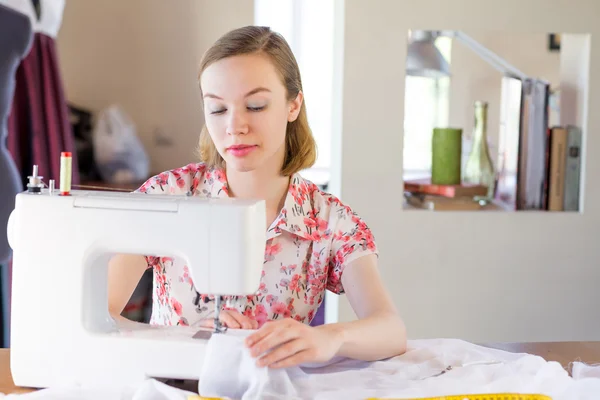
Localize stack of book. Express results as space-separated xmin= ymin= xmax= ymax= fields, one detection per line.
xmin=495 ymin=77 xmax=583 ymax=211
xmin=403 ymin=179 xmax=491 ymax=211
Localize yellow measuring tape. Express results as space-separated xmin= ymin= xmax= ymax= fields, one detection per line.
xmin=367 ymin=395 xmax=551 ymax=400
xmin=188 ymin=394 xmax=552 ymax=400
xmin=187 ymin=396 xmax=222 ymax=400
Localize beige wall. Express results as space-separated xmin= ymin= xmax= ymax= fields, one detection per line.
xmin=56 ymin=0 xmax=254 ymax=174
xmin=449 ymin=32 xmax=561 ymax=164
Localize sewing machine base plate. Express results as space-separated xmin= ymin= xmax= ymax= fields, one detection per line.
xmin=192 ymin=330 xmax=213 ymax=340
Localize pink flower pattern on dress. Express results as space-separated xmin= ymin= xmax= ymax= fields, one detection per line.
xmin=135 ymin=163 xmax=377 ymax=327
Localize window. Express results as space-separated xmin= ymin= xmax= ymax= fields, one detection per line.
xmin=254 ymin=0 xmax=334 ymax=187
xmin=403 ymin=37 xmax=453 ymax=180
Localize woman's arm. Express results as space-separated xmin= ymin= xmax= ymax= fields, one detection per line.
xmin=323 ymin=253 xmax=407 ymax=361
xmin=245 ymin=254 xmax=407 ymax=368
xmin=107 ymin=254 xmax=148 ymax=321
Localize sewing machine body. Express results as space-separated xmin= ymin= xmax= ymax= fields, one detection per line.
xmin=7 ymin=189 xmax=266 ymax=389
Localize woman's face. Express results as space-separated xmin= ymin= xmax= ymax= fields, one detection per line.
xmin=200 ymin=53 xmax=302 ymax=174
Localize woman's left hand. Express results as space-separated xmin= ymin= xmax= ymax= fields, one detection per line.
xmin=244 ymin=318 xmax=343 ymax=369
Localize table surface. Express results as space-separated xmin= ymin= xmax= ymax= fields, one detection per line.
xmin=0 ymin=349 xmax=34 ymax=394
xmin=3 ymin=342 xmax=600 ymax=394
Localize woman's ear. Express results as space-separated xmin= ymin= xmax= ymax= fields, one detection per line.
xmin=287 ymin=91 xmax=303 ymax=122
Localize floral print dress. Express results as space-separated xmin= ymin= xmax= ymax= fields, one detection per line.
xmin=135 ymin=163 xmax=378 ymax=327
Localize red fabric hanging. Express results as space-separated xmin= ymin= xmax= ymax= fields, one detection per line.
xmin=7 ymin=32 xmax=79 ymax=188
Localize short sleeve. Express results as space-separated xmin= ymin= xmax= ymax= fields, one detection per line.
xmin=327 ymin=208 xmax=378 ymax=294
xmin=134 ymin=170 xmax=190 ymax=195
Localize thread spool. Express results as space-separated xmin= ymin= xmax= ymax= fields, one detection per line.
xmin=60 ymin=152 xmax=72 ymax=195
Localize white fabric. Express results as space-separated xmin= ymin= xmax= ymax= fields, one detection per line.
xmin=571 ymin=361 xmax=600 ymax=380
xmin=0 ymin=0 xmax=64 ymax=37
xmin=198 ymin=335 xmax=600 ymax=400
xmin=0 ymin=379 xmax=196 ymax=400
xmin=198 ymin=331 xmax=300 ymax=399
xmin=4 ymin=337 xmax=600 ymax=399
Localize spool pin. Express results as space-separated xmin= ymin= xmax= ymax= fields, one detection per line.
xmin=26 ymin=165 xmax=43 ymax=193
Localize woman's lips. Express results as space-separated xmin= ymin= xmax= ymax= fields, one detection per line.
xmin=227 ymin=145 xmax=257 ymax=157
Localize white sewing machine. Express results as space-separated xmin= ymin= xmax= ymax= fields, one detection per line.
xmin=6 ymin=167 xmax=266 ymax=390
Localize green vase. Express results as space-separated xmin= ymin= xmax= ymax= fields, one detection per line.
xmin=463 ymin=101 xmax=496 ymax=198
xmin=431 ymin=128 xmax=462 ymax=185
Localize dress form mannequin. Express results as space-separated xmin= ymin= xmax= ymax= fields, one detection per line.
xmin=4 ymin=0 xmax=77 ymax=196
xmin=0 ymin=4 xmax=33 ymax=264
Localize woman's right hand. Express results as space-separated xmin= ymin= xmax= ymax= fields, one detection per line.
xmin=199 ymin=309 xmax=258 ymax=330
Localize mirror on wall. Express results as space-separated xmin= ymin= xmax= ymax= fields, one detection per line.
xmin=400 ymin=30 xmax=586 ymax=214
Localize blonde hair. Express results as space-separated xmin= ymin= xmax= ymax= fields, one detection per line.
xmin=196 ymin=26 xmax=317 ymax=176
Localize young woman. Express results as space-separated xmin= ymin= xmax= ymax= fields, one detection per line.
xmin=108 ymin=25 xmax=407 ymax=369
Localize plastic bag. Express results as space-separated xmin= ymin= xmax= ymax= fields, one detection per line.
xmin=92 ymin=105 xmax=149 ymax=184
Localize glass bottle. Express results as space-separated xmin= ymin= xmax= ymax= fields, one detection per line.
xmin=463 ymin=101 xmax=496 ymax=199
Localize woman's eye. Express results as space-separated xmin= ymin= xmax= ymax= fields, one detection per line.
xmin=210 ymin=109 xmax=226 ymax=115
xmin=248 ymin=105 xmax=265 ymax=112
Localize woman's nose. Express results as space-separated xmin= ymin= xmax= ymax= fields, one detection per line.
xmin=226 ymin=110 xmax=249 ymax=135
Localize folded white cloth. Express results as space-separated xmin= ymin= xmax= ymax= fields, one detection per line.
xmin=198 ymin=331 xmax=300 ymax=399
xmin=4 ymin=336 xmax=600 ymax=399
xmin=198 ymin=334 xmax=600 ymax=400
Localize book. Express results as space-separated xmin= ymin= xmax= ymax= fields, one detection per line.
xmin=548 ymin=126 xmax=568 ymax=211
xmin=404 ymin=179 xmax=488 ymax=198
xmin=563 ymin=125 xmax=582 ymax=211
xmin=541 ymin=126 xmax=552 ymax=210
xmin=496 ymin=76 xmax=523 ymax=210
xmin=516 ymin=78 xmax=550 ymax=210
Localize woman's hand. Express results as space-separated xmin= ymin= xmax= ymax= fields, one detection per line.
xmin=244 ymin=318 xmax=343 ymax=368
xmin=199 ymin=309 xmax=258 ymax=330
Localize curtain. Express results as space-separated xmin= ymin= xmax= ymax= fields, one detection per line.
xmin=7 ymin=30 xmax=79 ymax=189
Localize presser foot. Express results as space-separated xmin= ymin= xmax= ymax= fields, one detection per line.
xmin=212 ymin=296 xmax=228 ymax=334
xmin=190 ymin=317 xmax=228 ymax=340
xmin=191 ymin=308 xmax=228 ymax=340
xmin=213 ymin=315 xmax=228 ymax=334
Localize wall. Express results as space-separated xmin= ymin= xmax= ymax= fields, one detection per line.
xmin=55 ymin=0 xmax=254 ymax=175
xmin=336 ymin=0 xmax=599 ymax=343
xmin=449 ymin=32 xmax=561 ymax=165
